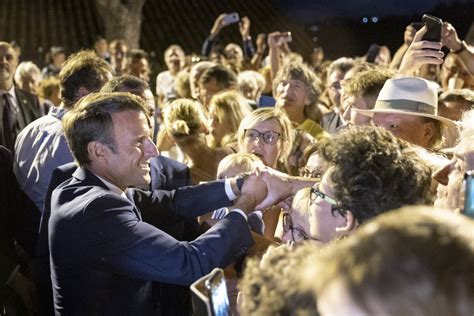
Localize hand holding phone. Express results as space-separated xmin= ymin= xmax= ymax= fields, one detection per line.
xmin=422 ymin=14 xmax=442 ymax=42
xmin=222 ymin=12 xmax=240 ymax=26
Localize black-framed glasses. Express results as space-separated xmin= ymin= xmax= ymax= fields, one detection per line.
xmin=244 ymin=129 xmax=281 ymax=145
xmin=282 ymin=212 xmax=311 ymax=242
xmin=310 ymin=184 xmax=338 ymax=206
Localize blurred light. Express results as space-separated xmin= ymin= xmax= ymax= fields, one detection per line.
xmin=310 ymin=25 xmax=320 ymax=32
xmin=312 ymin=36 xmax=319 ymax=42
xmin=362 ymin=17 xmax=369 ymax=24
xmin=371 ymin=16 xmax=379 ymax=23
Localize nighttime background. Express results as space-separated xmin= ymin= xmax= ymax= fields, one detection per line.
xmin=0 ymin=0 xmax=472 ymax=73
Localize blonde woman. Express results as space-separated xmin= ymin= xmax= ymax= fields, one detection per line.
xmin=164 ymin=98 xmax=232 ymax=184
xmin=237 ymin=108 xmax=294 ymax=238
xmin=237 ymin=108 xmax=293 ymax=170
xmin=208 ymin=90 xmax=252 ymax=148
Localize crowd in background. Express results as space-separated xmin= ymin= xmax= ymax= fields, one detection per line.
xmin=1 ymin=11 xmax=474 ymax=316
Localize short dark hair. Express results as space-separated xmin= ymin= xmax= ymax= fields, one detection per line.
xmin=318 ymin=125 xmax=432 ymax=223
xmin=58 ymin=50 xmax=112 ymax=108
xmin=199 ymin=64 xmax=237 ymax=89
xmin=62 ymin=92 xmax=148 ymax=166
xmin=129 ymin=49 xmax=148 ymax=61
xmin=101 ymin=75 xmax=149 ymax=97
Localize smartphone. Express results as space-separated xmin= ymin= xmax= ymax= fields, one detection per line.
xmin=422 ymin=14 xmax=442 ymax=42
xmin=223 ymin=12 xmax=240 ymax=26
xmin=205 ymin=268 xmax=229 ymax=316
xmin=461 ymin=171 xmax=474 ymax=218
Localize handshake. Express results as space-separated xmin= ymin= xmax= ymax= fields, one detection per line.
xmin=230 ymin=167 xmax=317 ymax=214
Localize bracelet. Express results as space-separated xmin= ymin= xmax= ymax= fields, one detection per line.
xmin=451 ymin=41 xmax=467 ymax=54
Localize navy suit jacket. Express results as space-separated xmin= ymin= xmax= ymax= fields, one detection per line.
xmin=48 ymin=167 xmax=253 ymax=315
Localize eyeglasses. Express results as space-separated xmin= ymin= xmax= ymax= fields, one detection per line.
xmin=282 ymin=212 xmax=311 ymax=242
xmin=310 ymin=184 xmax=338 ymax=206
xmin=244 ymin=129 xmax=281 ymax=145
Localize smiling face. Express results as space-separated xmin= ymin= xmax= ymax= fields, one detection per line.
xmin=242 ymin=118 xmax=283 ymax=168
xmin=104 ymin=110 xmax=158 ymax=191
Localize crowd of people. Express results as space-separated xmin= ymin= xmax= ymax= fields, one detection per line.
xmin=1 ymin=12 xmax=474 ymax=316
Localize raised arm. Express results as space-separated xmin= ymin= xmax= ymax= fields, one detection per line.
xmin=397 ymin=26 xmax=444 ymax=76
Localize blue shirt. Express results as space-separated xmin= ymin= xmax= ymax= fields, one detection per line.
xmin=14 ymin=106 xmax=73 ymax=212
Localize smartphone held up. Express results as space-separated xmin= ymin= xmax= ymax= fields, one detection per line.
xmin=421 ymin=14 xmax=442 ymax=42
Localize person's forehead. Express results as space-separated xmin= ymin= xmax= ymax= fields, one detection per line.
xmin=0 ymin=44 xmax=15 ymax=56
xmin=251 ymin=118 xmax=282 ymax=132
xmin=328 ymin=70 xmax=343 ymax=83
xmin=373 ymin=112 xmax=421 ymax=122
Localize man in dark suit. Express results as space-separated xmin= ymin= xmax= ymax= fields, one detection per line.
xmin=0 ymin=42 xmax=40 ymax=152
xmin=0 ymin=146 xmax=39 ymax=314
xmin=49 ymin=92 xmax=266 ymax=315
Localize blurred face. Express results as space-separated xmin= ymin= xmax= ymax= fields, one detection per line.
xmin=104 ymin=110 xmax=158 ymax=191
xmin=275 ymin=78 xmax=310 ymax=115
xmin=0 ymin=43 xmax=18 ymax=88
xmin=308 ymin=169 xmax=345 ymax=243
xmin=209 ymin=107 xmax=231 ymax=146
xmin=52 ymin=52 xmax=66 ymax=68
xmin=438 ymin=100 xmax=471 ymax=121
xmin=165 ymin=47 xmax=184 ymax=72
xmin=417 ymin=64 xmax=439 ymax=82
xmin=342 ymin=94 xmax=372 ymax=126
xmin=130 ymin=58 xmax=150 ymax=82
xmin=300 ymin=153 xmax=327 ymax=179
xmin=143 ymin=89 xmax=156 ymax=132
xmin=20 ymin=72 xmax=41 ymax=95
xmin=224 ymin=44 xmax=243 ymax=63
xmin=242 ymin=118 xmax=282 ymax=168
xmin=372 ymin=113 xmax=432 ymax=148
xmin=94 ymin=39 xmax=108 ymax=56
xmin=433 ymin=139 xmax=474 ymax=211
xmin=199 ymin=78 xmax=222 ymax=109
xmin=327 ymin=70 xmax=344 ymax=108
xmin=440 ymin=55 xmax=473 ymax=90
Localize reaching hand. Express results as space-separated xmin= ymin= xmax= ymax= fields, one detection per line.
xmin=398 ymin=25 xmax=444 ymax=76
xmin=254 ymin=168 xmax=294 ymax=210
xmin=441 ymin=22 xmax=462 ymax=51
xmin=404 ymin=24 xmax=417 ymax=45
xmin=210 ymin=14 xmax=227 ymax=39
xmin=239 ymin=172 xmax=268 ymax=211
xmin=239 ymin=16 xmax=251 ymax=39
xmin=255 ymin=33 xmax=267 ymax=54
xmin=267 ymin=31 xmax=282 ymax=49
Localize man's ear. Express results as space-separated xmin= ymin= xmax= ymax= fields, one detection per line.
xmin=87 ymin=141 xmax=108 ymax=163
xmin=335 ymin=210 xmax=357 ymax=234
xmin=422 ymin=120 xmax=435 ymax=144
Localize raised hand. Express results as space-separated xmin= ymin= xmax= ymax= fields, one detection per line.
xmin=239 ymin=16 xmax=251 ymax=39
xmin=210 ymin=14 xmax=227 ymax=39
xmin=398 ymin=25 xmax=444 ymax=76
xmin=441 ymin=22 xmax=462 ymax=52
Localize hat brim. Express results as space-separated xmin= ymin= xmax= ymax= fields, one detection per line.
xmin=353 ymin=108 xmax=457 ymax=128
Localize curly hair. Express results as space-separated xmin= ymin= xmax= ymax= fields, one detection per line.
xmin=318 ymin=125 xmax=432 ymax=223
xmin=239 ymin=243 xmax=320 ymax=316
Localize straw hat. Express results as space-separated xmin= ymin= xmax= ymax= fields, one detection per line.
xmin=354 ymin=77 xmax=456 ymax=127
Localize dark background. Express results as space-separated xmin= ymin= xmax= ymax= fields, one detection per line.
xmin=0 ymin=0 xmax=472 ymax=73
